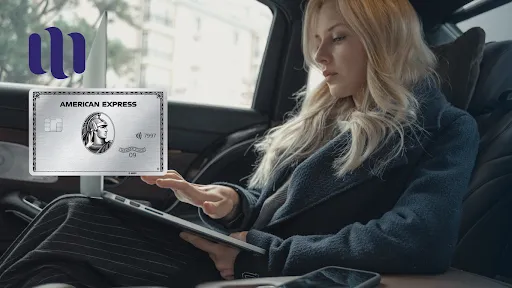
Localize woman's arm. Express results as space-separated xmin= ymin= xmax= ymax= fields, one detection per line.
xmin=233 ymin=114 xmax=480 ymax=278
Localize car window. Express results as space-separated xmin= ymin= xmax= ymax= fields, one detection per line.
xmin=456 ymin=1 xmax=512 ymax=41
xmin=0 ymin=0 xmax=273 ymax=109
xmin=307 ymin=68 xmax=324 ymax=94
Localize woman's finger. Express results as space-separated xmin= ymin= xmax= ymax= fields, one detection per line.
xmin=156 ymin=179 xmax=203 ymax=206
xmin=202 ymin=201 xmax=219 ymax=216
xmin=230 ymin=231 xmax=248 ymax=242
xmin=141 ymin=174 xmax=179 ymax=185
xmin=140 ymin=170 xmax=183 ymax=184
xmin=157 ymin=179 xmax=220 ymax=206
xmin=220 ymin=269 xmax=234 ymax=280
xmin=202 ymin=201 xmax=230 ymax=219
xmin=155 ymin=178 xmax=189 ymax=190
xmin=178 ymin=183 xmax=221 ymax=203
xmin=213 ymin=259 xmax=232 ymax=272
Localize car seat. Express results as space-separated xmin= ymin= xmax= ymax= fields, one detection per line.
xmin=451 ymin=40 xmax=512 ymax=282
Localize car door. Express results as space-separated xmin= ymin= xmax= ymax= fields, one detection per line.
xmin=0 ymin=0 xmax=306 ymax=250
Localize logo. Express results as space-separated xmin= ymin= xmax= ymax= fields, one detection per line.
xmin=81 ymin=112 xmax=114 ymax=154
xmin=118 ymin=147 xmax=146 ymax=153
xmin=241 ymin=272 xmax=259 ymax=279
xmin=29 ymin=27 xmax=86 ymax=79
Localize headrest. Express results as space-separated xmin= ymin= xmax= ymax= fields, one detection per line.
xmin=468 ymin=40 xmax=512 ymax=116
xmin=431 ymin=27 xmax=486 ymax=110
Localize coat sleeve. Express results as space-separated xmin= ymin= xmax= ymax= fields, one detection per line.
xmin=198 ymin=182 xmax=262 ymax=233
xmin=233 ymin=114 xmax=480 ymax=278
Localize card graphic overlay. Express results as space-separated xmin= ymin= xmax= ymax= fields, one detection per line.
xmin=29 ymin=89 xmax=168 ymax=176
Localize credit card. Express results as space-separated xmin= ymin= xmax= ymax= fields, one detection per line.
xmin=29 ymin=88 xmax=168 ymax=176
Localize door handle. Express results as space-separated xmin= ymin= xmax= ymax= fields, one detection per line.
xmin=0 ymin=191 xmax=45 ymax=222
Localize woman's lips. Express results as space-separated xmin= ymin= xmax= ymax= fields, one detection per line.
xmin=325 ymin=73 xmax=338 ymax=81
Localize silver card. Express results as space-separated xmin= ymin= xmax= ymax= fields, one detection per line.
xmin=29 ymin=88 xmax=168 ymax=176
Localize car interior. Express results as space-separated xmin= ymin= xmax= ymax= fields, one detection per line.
xmin=0 ymin=0 xmax=511 ymax=287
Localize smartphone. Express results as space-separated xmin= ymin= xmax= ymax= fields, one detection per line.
xmin=196 ymin=266 xmax=380 ymax=288
xmin=278 ymin=266 xmax=381 ymax=288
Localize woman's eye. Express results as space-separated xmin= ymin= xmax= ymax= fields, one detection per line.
xmin=333 ymin=36 xmax=346 ymax=42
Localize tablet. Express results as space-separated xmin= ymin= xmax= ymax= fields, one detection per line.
xmin=101 ymin=191 xmax=266 ymax=255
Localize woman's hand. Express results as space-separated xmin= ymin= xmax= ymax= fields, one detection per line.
xmin=180 ymin=231 xmax=248 ymax=280
xmin=140 ymin=170 xmax=240 ymax=220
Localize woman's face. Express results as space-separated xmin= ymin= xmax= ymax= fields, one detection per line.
xmin=313 ymin=1 xmax=367 ymax=103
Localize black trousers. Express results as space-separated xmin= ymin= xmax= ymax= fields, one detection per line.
xmin=0 ymin=196 xmax=224 ymax=288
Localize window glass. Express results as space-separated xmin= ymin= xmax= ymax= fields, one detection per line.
xmin=141 ymin=65 xmax=172 ymax=89
xmin=147 ymin=33 xmax=173 ymax=49
xmin=307 ymin=68 xmax=324 ymax=94
xmin=0 ymin=0 xmax=273 ymax=109
xmin=456 ymin=1 xmax=512 ymax=41
xmin=147 ymin=0 xmax=174 ymax=27
xmin=142 ymin=33 xmax=174 ymax=60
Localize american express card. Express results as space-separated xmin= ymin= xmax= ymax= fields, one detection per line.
xmin=29 ymin=89 xmax=168 ymax=176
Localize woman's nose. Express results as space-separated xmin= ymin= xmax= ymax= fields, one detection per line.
xmin=314 ymin=46 xmax=330 ymax=66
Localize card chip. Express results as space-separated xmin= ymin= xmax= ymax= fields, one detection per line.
xmin=44 ymin=118 xmax=63 ymax=132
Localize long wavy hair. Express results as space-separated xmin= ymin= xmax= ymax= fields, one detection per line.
xmin=247 ymin=0 xmax=439 ymax=189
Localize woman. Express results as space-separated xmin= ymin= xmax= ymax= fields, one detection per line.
xmin=0 ymin=0 xmax=479 ymax=287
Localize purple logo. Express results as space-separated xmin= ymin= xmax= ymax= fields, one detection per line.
xmin=28 ymin=27 xmax=86 ymax=80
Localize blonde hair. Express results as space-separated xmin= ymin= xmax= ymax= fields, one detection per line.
xmin=247 ymin=0 xmax=439 ymax=189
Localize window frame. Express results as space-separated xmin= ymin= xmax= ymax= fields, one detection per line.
xmin=449 ymin=0 xmax=512 ymax=23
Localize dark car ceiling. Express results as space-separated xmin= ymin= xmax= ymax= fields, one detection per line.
xmin=287 ymin=0 xmax=473 ymax=31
